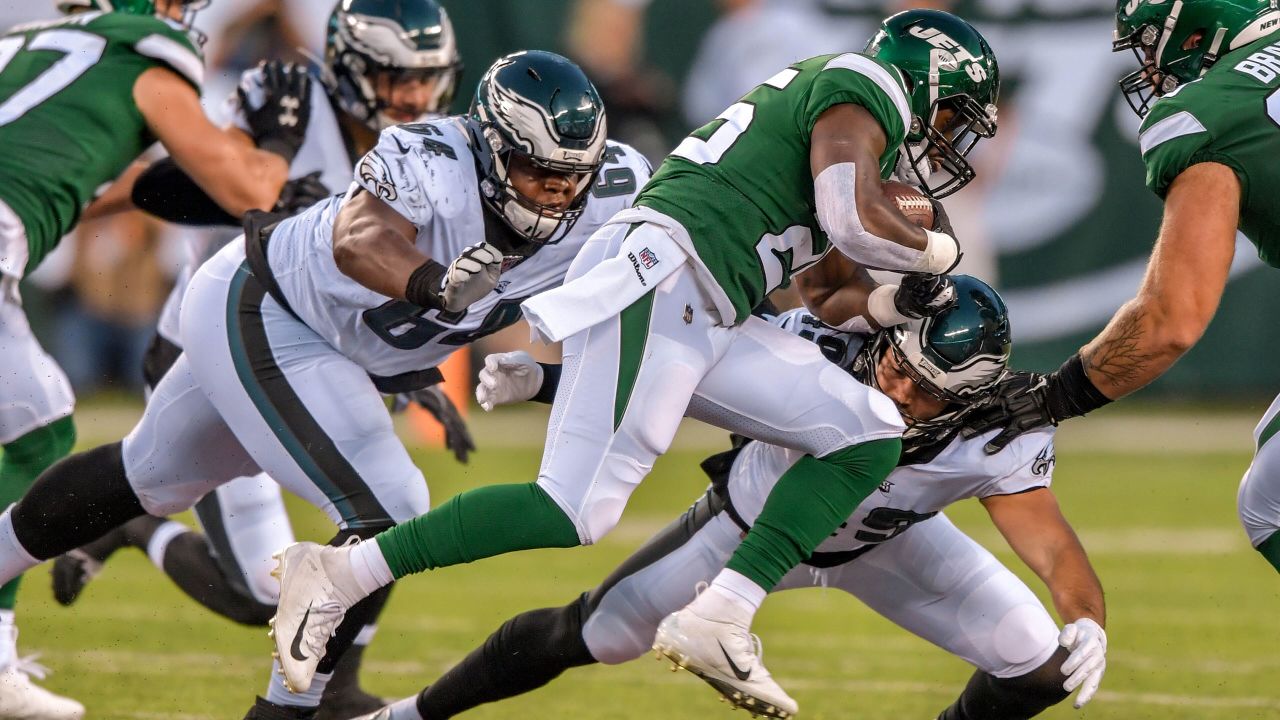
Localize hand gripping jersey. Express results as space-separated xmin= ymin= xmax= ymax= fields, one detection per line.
xmin=635 ymin=53 xmax=911 ymax=324
xmin=154 ymin=67 xmax=362 ymax=346
xmin=720 ymin=309 xmax=1057 ymax=566
xmin=265 ymin=118 xmax=651 ymax=381
xmin=0 ymin=11 xmax=203 ymax=278
xmin=1139 ymin=29 xmax=1280 ymax=267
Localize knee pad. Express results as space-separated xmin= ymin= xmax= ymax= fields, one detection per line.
xmin=538 ymin=453 xmax=645 ymax=545
xmin=582 ymin=585 xmax=661 ymax=665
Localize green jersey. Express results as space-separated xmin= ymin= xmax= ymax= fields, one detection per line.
xmin=0 ymin=11 xmax=202 ymax=277
xmin=635 ymin=53 xmax=911 ymax=324
xmin=1139 ymin=31 xmax=1280 ymax=268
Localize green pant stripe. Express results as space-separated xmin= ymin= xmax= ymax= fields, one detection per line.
xmin=1259 ymin=410 xmax=1280 ymax=452
xmin=614 ymin=289 xmax=655 ymax=431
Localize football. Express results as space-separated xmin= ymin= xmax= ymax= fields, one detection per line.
xmin=882 ymin=180 xmax=935 ymax=229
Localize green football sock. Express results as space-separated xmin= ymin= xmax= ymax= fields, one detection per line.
xmin=0 ymin=416 xmax=76 ymax=610
xmin=376 ymin=483 xmax=580 ymax=578
xmin=1257 ymin=532 xmax=1280 ymax=574
xmin=725 ymin=437 xmax=901 ymax=591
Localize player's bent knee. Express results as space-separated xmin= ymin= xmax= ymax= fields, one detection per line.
xmin=582 ymin=607 xmax=654 ymax=665
xmin=539 ymin=453 xmax=647 ymax=545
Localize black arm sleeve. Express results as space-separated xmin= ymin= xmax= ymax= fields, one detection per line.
xmin=131 ymin=157 xmax=239 ymax=226
xmin=531 ymin=362 xmax=563 ymax=404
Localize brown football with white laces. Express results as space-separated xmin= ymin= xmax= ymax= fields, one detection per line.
xmin=882 ymin=180 xmax=934 ymax=229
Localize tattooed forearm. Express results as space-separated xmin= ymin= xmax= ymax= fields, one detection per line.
xmin=1080 ymin=303 xmax=1164 ymax=397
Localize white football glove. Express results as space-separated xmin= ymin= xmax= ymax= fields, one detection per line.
xmin=441 ymin=241 xmax=503 ymax=312
xmin=475 ymin=351 xmax=544 ymax=411
xmin=1059 ymin=618 xmax=1107 ymax=709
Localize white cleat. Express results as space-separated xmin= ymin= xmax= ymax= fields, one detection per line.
xmin=270 ymin=542 xmax=365 ymax=695
xmin=0 ymin=660 xmax=84 ymax=720
xmin=653 ymin=607 xmax=797 ymax=719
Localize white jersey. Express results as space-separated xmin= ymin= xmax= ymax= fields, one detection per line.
xmin=156 ymin=69 xmax=359 ymax=345
xmin=725 ymin=309 xmax=1058 ymax=565
xmin=266 ymin=118 xmax=651 ymax=382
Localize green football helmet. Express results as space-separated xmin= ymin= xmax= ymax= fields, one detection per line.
xmin=852 ymin=275 xmax=1012 ymax=445
xmin=1115 ymin=0 xmax=1280 ymax=116
xmin=326 ymin=0 xmax=463 ymax=131
xmin=865 ymin=9 xmax=1000 ymax=198
xmin=469 ymin=50 xmax=607 ymax=243
xmin=55 ymin=0 xmax=210 ymax=30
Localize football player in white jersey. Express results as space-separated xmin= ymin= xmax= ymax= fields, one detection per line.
xmin=45 ymin=1 xmax=463 ymax=716
xmin=0 ymin=50 xmax=650 ymax=720
xmin=358 ymin=276 xmax=1107 ymax=720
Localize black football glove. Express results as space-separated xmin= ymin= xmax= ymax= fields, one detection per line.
xmin=960 ymin=371 xmax=1056 ymax=454
xmin=894 ymin=272 xmax=957 ymax=319
xmin=273 ymin=171 xmax=329 ymax=216
xmin=240 ymin=61 xmax=312 ymax=164
xmin=393 ymin=386 xmax=475 ymax=463
xmin=961 ymin=355 xmax=1113 ymax=454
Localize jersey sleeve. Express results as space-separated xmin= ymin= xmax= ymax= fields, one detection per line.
xmin=1137 ymin=88 xmax=1245 ymax=199
xmin=94 ymin=14 xmax=203 ymax=92
xmin=801 ymin=53 xmax=911 ymax=148
xmin=353 ymin=126 xmax=438 ymax=226
xmin=771 ymin=308 xmax=866 ymax=367
xmin=975 ymin=428 xmax=1057 ymax=498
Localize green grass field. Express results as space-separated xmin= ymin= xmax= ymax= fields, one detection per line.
xmin=14 ymin=403 xmax=1280 ymax=719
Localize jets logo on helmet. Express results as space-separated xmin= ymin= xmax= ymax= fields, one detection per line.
xmin=853 ymin=275 xmax=1011 ymax=447
xmin=1114 ymin=0 xmax=1280 ymax=117
xmin=469 ymin=50 xmax=607 ymax=243
xmin=325 ymin=0 xmax=463 ymax=131
xmin=866 ymin=9 xmax=1000 ymax=198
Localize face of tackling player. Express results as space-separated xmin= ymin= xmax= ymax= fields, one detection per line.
xmin=469 ymin=50 xmax=607 ymax=244
xmin=854 ymin=275 xmax=1011 ymax=441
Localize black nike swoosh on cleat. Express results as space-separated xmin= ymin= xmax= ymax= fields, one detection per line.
xmin=290 ymin=603 xmax=313 ymax=662
xmin=718 ymin=641 xmax=751 ymax=681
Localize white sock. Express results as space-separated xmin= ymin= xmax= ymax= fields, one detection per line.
xmin=354 ymin=623 xmax=377 ymax=646
xmin=688 ymin=569 xmax=765 ymax=625
xmin=348 ymin=539 xmax=394 ymax=595
xmin=264 ymin=658 xmax=330 ymax=707
xmin=0 ymin=611 xmax=14 ymax=670
xmin=0 ymin=507 xmax=40 ymax=586
xmin=381 ymin=695 xmax=425 ymax=720
xmin=145 ymin=521 xmax=190 ymax=570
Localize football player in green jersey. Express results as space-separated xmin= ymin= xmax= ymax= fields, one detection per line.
xmin=0 ymin=2 xmax=308 ymax=715
xmin=963 ymin=1 xmax=1280 ymax=575
xmin=269 ymin=9 xmax=999 ymax=717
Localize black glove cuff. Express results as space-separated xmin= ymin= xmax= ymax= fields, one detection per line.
xmin=1046 ymin=353 xmax=1113 ymax=421
xmin=257 ymin=137 xmax=300 ymax=164
xmin=405 ymin=260 xmax=449 ymax=311
xmin=531 ymin=362 xmax=563 ymax=405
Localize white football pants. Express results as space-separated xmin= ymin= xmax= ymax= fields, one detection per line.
xmin=535 ymin=220 xmax=904 ymax=545
xmin=0 ymin=274 xmax=74 ymax=444
xmin=1238 ymin=392 xmax=1280 ymax=546
xmin=582 ymin=499 xmax=1060 ymax=679
xmin=121 ymin=240 xmax=430 ymax=529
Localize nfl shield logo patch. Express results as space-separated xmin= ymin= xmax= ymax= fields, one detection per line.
xmin=638 ymin=247 xmax=659 ymax=269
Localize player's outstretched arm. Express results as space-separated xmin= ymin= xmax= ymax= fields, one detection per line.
xmin=332 ymin=188 xmax=436 ymax=299
xmin=135 ymin=67 xmax=290 ymax=217
xmin=809 ymin=104 xmax=957 ymax=274
xmin=1079 ymin=162 xmax=1240 ymax=399
xmin=983 ymin=487 xmax=1107 ymax=708
xmin=983 ymin=488 xmax=1104 ymax=627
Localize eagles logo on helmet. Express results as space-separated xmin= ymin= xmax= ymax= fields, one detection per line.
xmin=325 ymin=0 xmax=463 ymax=131
xmin=851 ymin=275 xmax=1012 ymax=457
xmin=468 ymin=50 xmax=608 ymax=243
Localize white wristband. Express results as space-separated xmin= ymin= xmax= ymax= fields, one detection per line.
xmin=915 ymin=230 xmax=959 ymax=274
xmin=864 ymin=283 xmax=909 ymax=328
